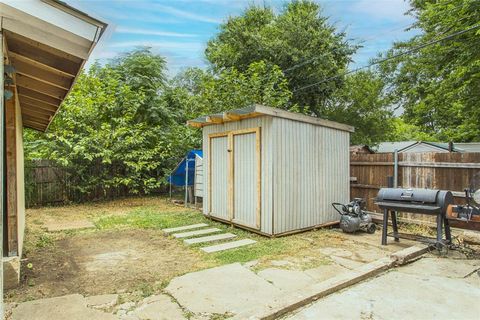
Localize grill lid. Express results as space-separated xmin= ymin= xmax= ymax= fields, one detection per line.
xmin=377 ymin=188 xmax=439 ymax=203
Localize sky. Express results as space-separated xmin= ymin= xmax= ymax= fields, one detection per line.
xmin=66 ymin=0 xmax=418 ymax=76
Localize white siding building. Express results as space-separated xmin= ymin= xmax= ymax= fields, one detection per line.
xmin=188 ymin=105 xmax=353 ymax=236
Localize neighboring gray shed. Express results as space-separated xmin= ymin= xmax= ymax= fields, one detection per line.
xmin=454 ymin=142 xmax=480 ymax=153
xmin=188 ymin=105 xmax=354 ymax=236
xmin=374 ymin=141 xmax=460 ymax=153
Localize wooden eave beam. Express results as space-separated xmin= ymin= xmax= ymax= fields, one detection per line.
xmin=18 ymin=88 xmax=61 ymax=107
xmin=10 ymin=55 xmax=72 ymax=90
xmin=18 ymin=95 xmax=59 ymax=112
xmin=23 ymin=121 xmax=46 ymax=131
xmin=205 ymin=115 xmax=223 ymax=124
xmin=22 ymin=114 xmax=51 ymax=126
xmin=22 ymin=114 xmax=50 ymax=125
xmin=223 ymin=112 xmax=242 ymax=121
xmin=8 ymin=51 xmax=76 ymax=78
xmin=4 ymin=30 xmax=83 ymax=63
xmin=16 ymin=74 xmax=68 ymax=100
xmin=21 ymin=101 xmax=57 ymax=115
xmin=21 ymin=105 xmax=53 ymax=119
xmin=186 ymin=121 xmax=204 ymax=128
xmin=6 ymin=33 xmax=80 ymax=76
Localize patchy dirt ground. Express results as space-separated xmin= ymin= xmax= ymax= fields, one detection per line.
xmin=5 ymin=197 xmax=216 ymax=302
xmin=9 ymin=196 xmax=477 ymax=305
xmin=6 ymin=229 xmax=211 ymax=302
xmin=26 ymin=197 xmax=186 ymax=228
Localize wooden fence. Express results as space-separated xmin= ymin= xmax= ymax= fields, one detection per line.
xmin=25 ymin=160 xmax=132 ymax=207
xmin=26 ymin=153 xmax=480 ymax=214
xmin=350 ymin=152 xmax=480 ymax=224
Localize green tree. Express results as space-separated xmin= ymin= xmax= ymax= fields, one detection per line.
xmin=25 ymin=50 xmax=198 ymax=197
xmin=205 ymin=0 xmax=357 ymax=115
xmin=380 ymin=0 xmax=480 ymax=142
xmin=325 ymin=70 xmax=394 ymax=145
xmin=197 ymin=61 xmax=293 ymax=114
xmin=388 ymin=117 xmax=435 ymax=142
xmin=24 ymin=53 xmax=293 ymax=200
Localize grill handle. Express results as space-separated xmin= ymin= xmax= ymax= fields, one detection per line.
xmin=400 ymin=190 xmax=414 ymax=199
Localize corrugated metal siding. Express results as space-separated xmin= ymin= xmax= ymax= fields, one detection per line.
xmin=210 ymin=136 xmax=228 ymax=220
xmin=194 ymin=155 xmax=203 ymax=197
xmin=233 ymin=132 xmax=257 ymax=228
xmin=272 ymin=117 xmax=350 ymax=234
xmin=202 ymin=117 xmax=273 ymax=234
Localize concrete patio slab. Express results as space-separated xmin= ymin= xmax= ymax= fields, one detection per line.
xmin=184 ymin=233 xmax=237 ymax=245
xmin=257 ymin=268 xmax=314 ymax=291
xmin=11 ymin=294 xmax=119 ymax=320
xmin=131 ymin=294 xmax=186 ymax=320
xmin=165 ymin=263 xmax=283 ymax=314
xmin=398 ymin=256 xmax=480 ymax=278
xmin=201 ymin=239 xmax=256 ymax=253
xmin=286 ymin=260 xmax=480 ymax=320
xmin=303 ymin=264 xmax=349 ymax=282
xmin=172 ymin=228 xmax=221 ymax=238
xmin=163 ymin=223 xmax=209 ymax=234
xmin=328 ymin=255 xmax=364 ymax=269
xmin=85 ymin=294 xmax=119 ymax=309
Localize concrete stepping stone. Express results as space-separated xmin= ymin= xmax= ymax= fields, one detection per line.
xmin=201 ymin=239 xmax=256 ymax=253
xmin=184 ymin=233 xmax=237 ymax=245
xmin=173 ymin=228 xmax=221 ymax=239
xmin=163 ymin=223 xmax=208 ymax=234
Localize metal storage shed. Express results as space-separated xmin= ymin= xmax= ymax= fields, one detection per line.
xmin=188 ymin=105 xmax=354 ymax=236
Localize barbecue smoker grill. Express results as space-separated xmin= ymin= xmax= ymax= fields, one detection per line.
xmin=375 ymin=188 xmax=454 ymax=247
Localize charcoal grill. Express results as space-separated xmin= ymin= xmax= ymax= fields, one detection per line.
xmin=375 ymin=188 xmax=453 ymax=247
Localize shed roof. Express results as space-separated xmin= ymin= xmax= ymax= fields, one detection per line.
xmin=1 ymin=0 xmax=107 ymax=131
xmin=187 ymin=104 xmax=354 ymax=133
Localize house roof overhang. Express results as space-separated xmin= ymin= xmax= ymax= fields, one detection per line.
xmin=1 ymin=0 xmax=107 ymax=131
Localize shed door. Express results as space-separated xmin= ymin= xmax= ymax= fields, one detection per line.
xmin=232 ymin=131 xmax=260 ymax=229
xmin=210 ymin=136 xmax=229 ymax=220
xmin=208 ymin=128 xmax=261 ymax=230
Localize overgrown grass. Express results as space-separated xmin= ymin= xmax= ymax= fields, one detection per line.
xmin=94 ymin=206 xmax=291 ymax=264
xmin=94 ymin=204 xmax=337 ymax=267
xmin=26 ymin=197 xmax=339 ymax=277
xmin=95 ymin=207 xmax=205 ymax=230
xmin=35 ymin=234 xmax=55 ymax=248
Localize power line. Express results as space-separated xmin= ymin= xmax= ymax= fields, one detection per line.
xmin=283 ymin=0 xmax=472 ymax=75
xmin=292 ymin=23 xmax=480 ymax=93
xmin=283 ymin=23 xmax=411 ymax=74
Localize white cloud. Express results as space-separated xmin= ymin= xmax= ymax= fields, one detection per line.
xmin=115 ymin=27 xmax=197 ymax=38
xmin=133 ymin=2 xmax=222 ymax=24
xmin=107 ymin=40 xmax=205 ymax=52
